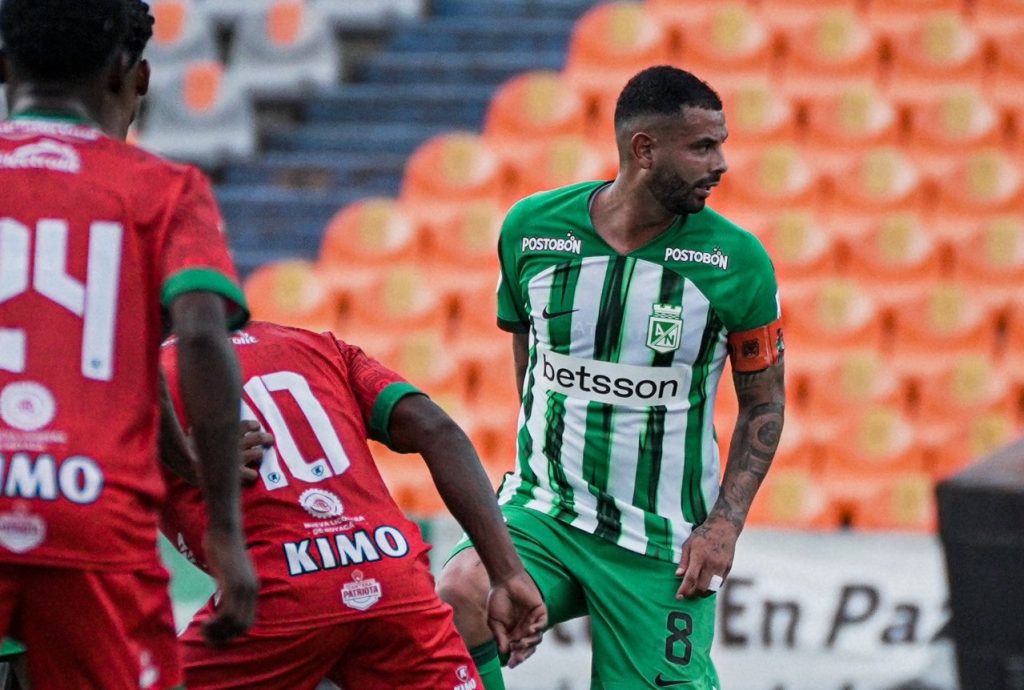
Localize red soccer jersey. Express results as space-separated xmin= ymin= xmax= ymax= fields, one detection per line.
xmin=160 ymin=322 xmax=439 ymax=631
xmin=0 ymin=115 xmax=247 ymax=570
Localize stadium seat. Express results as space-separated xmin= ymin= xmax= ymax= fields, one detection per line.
xmin=841 ymin=212 xmax=947 ymax=304
xmin=819 ymin=405 xmax=929 ymax=498
xmin=888 ymin=282 xmax=1004 ymax=372
xmin=825 ymin=147 xmax=929 ymax=228
xmin=778 ymin=8 xmax=885 ymax=97
xmin=802 ymin=83 xmax=901 ymax=177
xmin=988 ymin=28 xmax=1024 ymax=110
xmin=925 ymin=410 xmax=1022 ymax=480
xmin=800 ymin=349 xmax=909 ymax=435
xmin=949 ymin=214 xmax=1024 ymax=304
xmin=243 ymin=259 xmax=340 ymax=331
xmin=482 ymin=71 xmax=591 ymax=169
xmin=371 ymin=443 xmax=447 ymax=517
xmin=419 ymin=199 xmax=502 ymax=274
xmin=146 ymin=0 xmax=219 ymax=86
xmin=780 ymin=279 xmax=888 ymax=359
xmin=717 ymin=143 xmax=823 ymax=213
xmin=564 ymin=2 xmax=673 ymax=107
xmin=138 ymin=60 xmax=256 ymax=167
xmin=316 ymin=198 xmax=422 ymax=294
xmin=717 ymin=79 xmax=799 ymax=160
xmin=759 ymin=0 xmax=860 ymax=30
xmin=227 ymin=0 xmax=341 ymax=98
xmin=757 ymin=211 xmax=840 ymax=292
xmin=851 ymin=471 xmax=937 ymax=532
xmin=345 ymin=263 xmax=453 ymax=337
xmin=508 ymin=134 xmax=613 ymax=201
xmin=933 ymin=149 xmax=1024 ymax=237
xmin=672 ymin=2 xmax=778 ymax=84
xmin=644 ymin=0 xmax=746 ymax=28
xmin=912 ymin=355 xmax=1018 ymax=426
xmin=901 ymin=88 xmax=1005 ymax=176
xmin=971 ymin=0 xmax=1024 ymax=39
xmin=865 ymin=0 xmax=968 ymax=33
xmin=399 ymin=132 xmax=507 ymax=225
xmin=883 ymin=12 xmax=986 ymax=102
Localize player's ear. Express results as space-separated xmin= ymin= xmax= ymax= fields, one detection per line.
xmin=134 ymin=59 xmax=151 ymax=98
xmin=631 ymin=131 xmax=655 ymax=170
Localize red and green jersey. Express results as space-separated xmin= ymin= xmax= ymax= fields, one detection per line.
xmin=496 ymin=181 xmax=781 ymax=563
xmin=0 ymin=114 xmax=247 ymax=570
xmin=161 ymin=322 xmax=438 ymax=632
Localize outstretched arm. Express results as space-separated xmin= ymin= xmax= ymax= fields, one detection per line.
xmin=388 ymin=394 xmax=547 ymax=656
xmin=677 ymin=356 xmax=785 ymax=599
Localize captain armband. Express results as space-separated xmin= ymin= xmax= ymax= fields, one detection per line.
xmin=727 ymin=319 xmax=785 ymax=373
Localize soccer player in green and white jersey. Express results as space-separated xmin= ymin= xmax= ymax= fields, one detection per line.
xmin=438 ymin=66 xmax=786 ymax=690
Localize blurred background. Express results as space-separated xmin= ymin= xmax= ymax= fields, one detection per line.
xmin=12 ymin=0 xmax=1024 ymax=687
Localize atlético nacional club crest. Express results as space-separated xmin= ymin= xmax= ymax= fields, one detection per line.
xmin=646 ymin=303 xmax=683 ymax=353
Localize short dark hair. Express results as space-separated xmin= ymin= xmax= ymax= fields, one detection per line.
xmin=0 ymin=0 xmax=153 ymax=82
xmin=614 ymin=65 xmax=722 ymax=130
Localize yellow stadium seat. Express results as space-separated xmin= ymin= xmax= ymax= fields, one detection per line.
xmin=716 ymin=143 xmax=823 ymax=213
xmin=801 ymin=349 xmax=910 ymax=432
xmin=778 ymin=8 xmax=885 ymax=97
xmin=883 ymin=12 xmax=986 ymax=102
xmin=781 ymin=279 xmax=889 ymax=358
xmin=243 ymin=260 xmax=339 ymax=332
xmin=825 ymin=147 xmax=930 ymax=227
xmin=933 ymin=149 xmax=1024 ymax=237
xmin=758 ymin=211 xmax=840 ymax=292
xmin=483 ymin=71 xmax=591 ymax=170
xmin=851 ymin=472 xmax=937 ymax=532
xmin=746 ymin=467 xmax=840 ymax=530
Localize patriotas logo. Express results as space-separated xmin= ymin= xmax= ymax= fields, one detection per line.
xmin=453 ymin=665 xmax=478 ymax=690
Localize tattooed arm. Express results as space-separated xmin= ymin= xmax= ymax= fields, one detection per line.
xmin=676 ymin=356 xmax=785 ymax=599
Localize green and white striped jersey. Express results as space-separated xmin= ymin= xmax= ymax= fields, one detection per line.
xmin=495 ymin=180 xmax=780 ymax=563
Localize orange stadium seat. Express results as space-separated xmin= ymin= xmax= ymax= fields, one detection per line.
xmin=888 ymin=282 xmax=1004 ymax=373
xmin=482 ymin=71 xmax=591 ymax=170
xmin=673 ymin=3 xmax=778 ymax=84
xmin=243 ymin=260 xmax=340 ymax=332
xmin=508 ymin=135 xmax=614 ymax=201
xmin=912 ymin=355 xmax=1018 ymax=426
xmin=147 ymin=0 xmax=218 ymax=82
xmin=925 ymin=410 xmax=1022 ymax=480
xmin=757 ymin=210 xmax=841 ymax=293
xmin=317 ymin=198 xmax=421 ymax=294
xmin=865 ymin=0 xmax=968 ymax=33
xmin=780 ymin=279 xmax=889 ymax=362
xmin=759 ymin=0 xmax=860 ymax=30
xmin=989 ymin=28 xmax=1024 ymax=109
xmin=901 ymin=88 xmax=1005 ymax=176
xmin=933 ymin=149 xmax=1024 ymax=238
xmin=399 ymin=132 xmax=508 ymax=224
xmin=419 ymin=199 xmax=503 ymax=274
xmin=778 ymin=8 xmax=885 ymax=97
xmin=799 ymin=349 xmax=910 ymax=440
xmin=564 ymin=2 xmax=673 ymax=111
xmin=949 ymin=214 xmax=1024 ymax=305
xmin=370 ymin=444 xmax=446 ymax=517
xmin=819 ymin=405 xmax=929 ymax=499
xmin=851 ymin=471 xmax=937 ymax=532
xmin=746 ymin=467 xmax=841 ymax=530
xmin=841 ymin=212 xmax=948 ymax=304
xmin=716 ymin=143 xmax=823 ymax=214
xmin=883 ymin=12 xmax=986 ymax=102
xmin=825 ymin=147 xmax=930 ymax=229
xmin=969 ymin=0 xmax=1024 ymax=39
xmin=717 ymin=79 xmax=799 ymax=160
xmin=344 ymin=263 xmax=453 ymax=337
xmin=802 ymin=83 xmax=901 ymax=177
xmin=644 ymin=0 xmax=749 ymax=28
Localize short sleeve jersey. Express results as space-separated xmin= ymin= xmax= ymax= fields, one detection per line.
xmin=0 ymin=115 xmax=247 ymax=570
xmin=496 ymin=181 xmax=781 ymax=562
xmin=160 ymin=322 xmax=437 ymax=631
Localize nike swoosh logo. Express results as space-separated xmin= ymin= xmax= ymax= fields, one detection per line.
xmin=541 ymin=306 xmax=578 ymax=319
xmin=654 ymin=675 xmax=693 ymax=687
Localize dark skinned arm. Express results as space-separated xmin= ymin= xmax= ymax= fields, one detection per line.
xmin=158 ymin=368 xmax=199 ymax=485
xmin=169 ymin=292 xmax=258 ymax=644
xmin=677 ymin=356 xmax=786 ymax=598
xmin=387 ymin=392 xmax=547 ymax=656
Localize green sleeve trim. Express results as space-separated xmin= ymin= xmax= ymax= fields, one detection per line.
xmin=0 ymin=637 xmax=26 ymax=658
xmin=161 ymin=268 xmax=250 ymax=331
xmin=369 ymin=382 xmax=423 ymax=447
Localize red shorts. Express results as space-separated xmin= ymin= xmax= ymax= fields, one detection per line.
xmin=180 ymin=599 xmax=481 ymax=690
xmin=0 ymin=563 xmax=182 ymax=690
